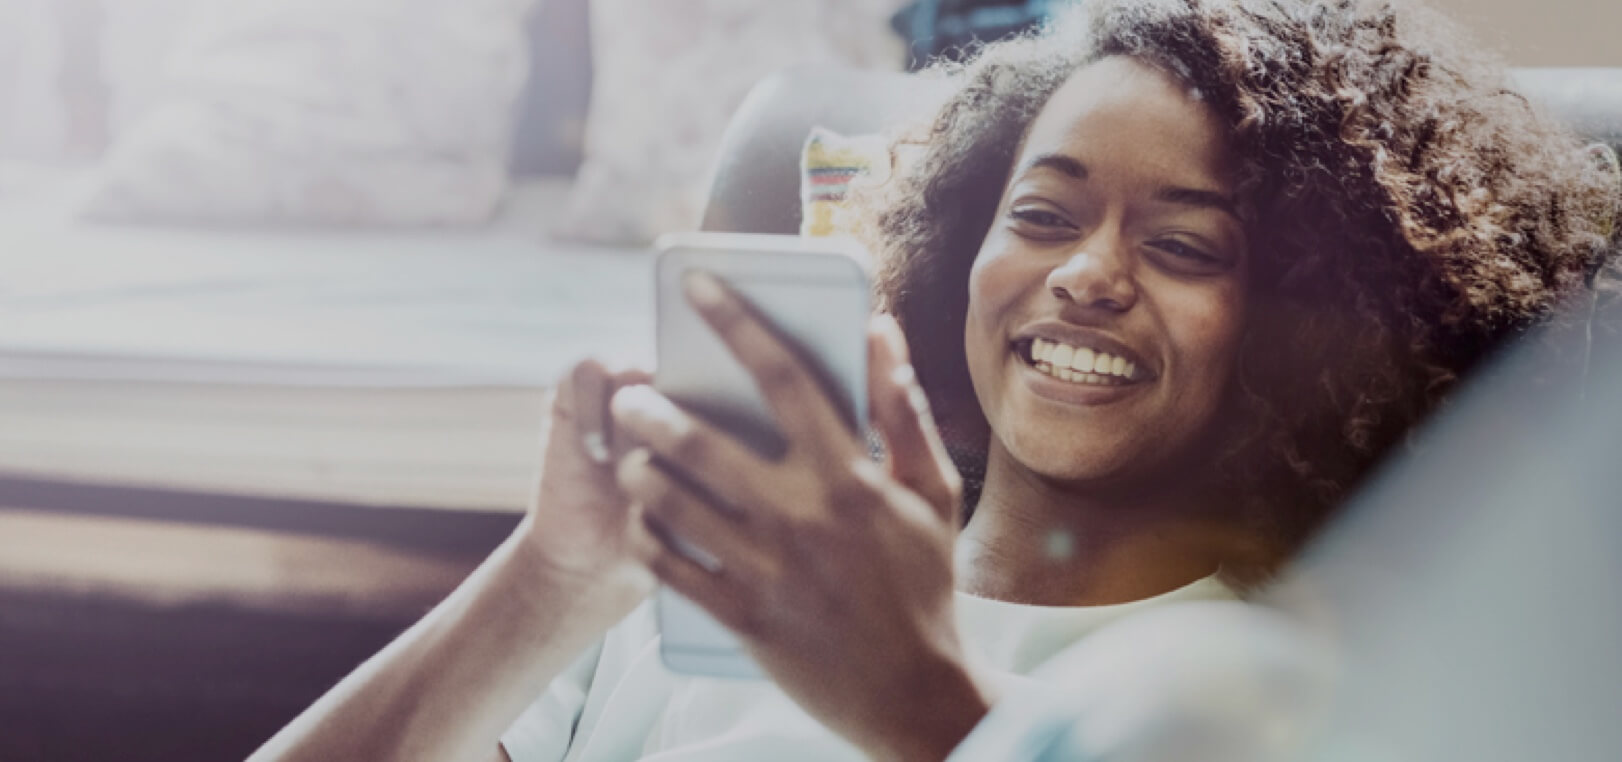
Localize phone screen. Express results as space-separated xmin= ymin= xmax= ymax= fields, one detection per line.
xmin=662 ymin=277 xmax=867 ymax=457
xmin=652 ymin=234 xmax=870 ymax=679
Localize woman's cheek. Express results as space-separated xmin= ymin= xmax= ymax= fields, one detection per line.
xmin=1168 ymin=280 xmax=1247 ymax=401
xmin=966 ymin=234 xmax=1034 ymax=317
xmin=965 ymin=249 xmax=1001 ymax=336
xmin=963 ymin=239 xmax=1026 ymax=402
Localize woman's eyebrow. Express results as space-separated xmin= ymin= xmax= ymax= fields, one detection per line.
xmin=1016 ymin=152 xmax=1088 ymax=180
xmin=1153 ymin=185 xmax=1241 ymax=221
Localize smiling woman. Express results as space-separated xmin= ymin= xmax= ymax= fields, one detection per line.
xmin=869 ymin=0 xmax=1621 ymax=587
xmin=947 ymin=57 xmax=1254 ymax=604
xmin=248 ymin=2 xmax=1619 ymax=762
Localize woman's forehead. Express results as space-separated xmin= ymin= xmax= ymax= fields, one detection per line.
xmin=1015 ymin=57 xmax=1237 ymax=192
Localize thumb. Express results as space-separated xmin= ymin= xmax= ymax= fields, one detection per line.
xmin=565 ymin=360 xmax=657 ymax=466
xmin=867 ymin=313 xmax=962 ymax=522
xmin=568 ymin=359 xmax=615 ymax=464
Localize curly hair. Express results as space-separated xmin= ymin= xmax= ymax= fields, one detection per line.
xmin=861 ymin=0 xmax=1621 ymax=565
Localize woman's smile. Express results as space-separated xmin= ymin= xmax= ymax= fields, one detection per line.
xmin=1008 ymin=328 xmax=1154 ymax=405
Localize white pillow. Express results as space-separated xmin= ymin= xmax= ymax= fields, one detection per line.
xmin=100 ymin=0 xmax=207 ymax=141
xmin=555 ymin=0 xmax=908 ymax=244
xmin=83 ymin=0 xmax=536 ymax=227
xmin=0 ymin=0 xmax=207 ymax=171
xmin=0 ymin=0 xmax=78 ymax=165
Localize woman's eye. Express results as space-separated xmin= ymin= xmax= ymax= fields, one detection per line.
xmin=1150 ymin=239 xmax=1221 ymax=268
xmin=1008 ymin=207 xmax=1075 ymax=232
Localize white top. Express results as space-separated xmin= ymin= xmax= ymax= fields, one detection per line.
xmin=500 ymin=576 xmax=1237 ymax=762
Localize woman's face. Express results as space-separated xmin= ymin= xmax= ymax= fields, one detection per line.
xmin=965 ymin=56 xmax=1249 ymax=487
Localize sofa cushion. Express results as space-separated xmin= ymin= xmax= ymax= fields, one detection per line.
xmin=81 ymin=0 xmax=538 ymax=227
xmin=555 ymin=0 xmax=910 ymax=244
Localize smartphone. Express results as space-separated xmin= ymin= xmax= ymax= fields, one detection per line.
xmin=652 ymin=232 xmax=871 ymax=679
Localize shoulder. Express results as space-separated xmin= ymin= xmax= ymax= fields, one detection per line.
xmin=954 ymin=601 xmax=1328 ymax=762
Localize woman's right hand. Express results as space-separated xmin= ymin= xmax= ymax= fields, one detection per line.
xmin=514 ymin=358 xmax=659 ymax=624
xmin=247 ymin=358 xmax=661 ymax=762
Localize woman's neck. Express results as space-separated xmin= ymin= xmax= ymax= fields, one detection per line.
xmin=954 ymin=442 xmax=1225 ymax=607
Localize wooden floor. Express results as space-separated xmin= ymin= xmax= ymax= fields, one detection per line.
xmin=0 ymin=491 xmax=507 ymax=761
xmin=0 ymin=369 xmax=543 ymax=759
xmin=0 ymin=590 xmax=427 ymax=762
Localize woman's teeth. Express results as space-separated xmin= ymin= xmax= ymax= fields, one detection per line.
xmin=1028 ymin=338 xmax=1138 ymax=385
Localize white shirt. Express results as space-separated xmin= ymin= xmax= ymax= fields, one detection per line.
xmin=501 ymin=576 xmax=1236 ymax=762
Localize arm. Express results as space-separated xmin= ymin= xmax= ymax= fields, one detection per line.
xmin=250 ymin=362 xmax=658 ymax=762
xmin=250 ymin=524 xmax=608 ymax=762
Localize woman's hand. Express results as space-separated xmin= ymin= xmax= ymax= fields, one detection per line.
xmin=516 ymin=359 xmax=659 ymax=626
xmin=249 ymin=360 xmax=661 ymax=762
xmin=610 ymin=273 xmax=995 ymax=762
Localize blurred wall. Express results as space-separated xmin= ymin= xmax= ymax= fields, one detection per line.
xmin=1428 ymin=0 xmax=1622 ymax=67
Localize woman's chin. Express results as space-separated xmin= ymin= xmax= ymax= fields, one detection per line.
xmin=1003 ymin=433 xmax=1142 ymax=485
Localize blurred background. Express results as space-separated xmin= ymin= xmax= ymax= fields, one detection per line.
xmin=0 ymin=1 xmax=1616 ymax=760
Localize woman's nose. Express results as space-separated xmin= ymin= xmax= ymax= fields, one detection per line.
xmin=1045 ymin=228 xmax=1139 ymax=312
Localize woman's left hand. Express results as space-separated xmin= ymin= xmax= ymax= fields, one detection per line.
xmin=609 ymin=272 xmax=994 ymax=762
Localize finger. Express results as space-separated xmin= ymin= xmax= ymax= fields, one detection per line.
xmin=616 ymin=448 xmax=766 ymax=573
xmin=604 ymin=367 xmax=655 ymax=460
xmin=534 ymin=387 xmax=564 ymax=469
xmin=682 ymin=270 xmax=860 ymax=461
xmin=868 ymin=314 xmax=962 ymax=522
xmin=608 ymin=367 xmax=655 ymax=387
xmin=610 ymin=384 xmax=776 ymax=513
xmin=569 ymin=359 xmax=614 ymax=464
xmin=641 ymin=513 xmax=759 ymax=637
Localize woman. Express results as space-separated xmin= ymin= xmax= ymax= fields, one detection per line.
xmin=251 ymin=1 xmax=1618 ymax=760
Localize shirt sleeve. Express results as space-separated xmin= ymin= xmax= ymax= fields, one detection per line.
xmin=944 ymin=680 xmax=1074 ymax=762
xmin=499 ymin=640 xmax=605 ymax=762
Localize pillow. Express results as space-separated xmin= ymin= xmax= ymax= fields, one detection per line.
xmin=0 ymin=0 xmax=86 ymax=164
xmin=100 ymin=0 xmax=206 ymax=144
xmin=800 ymin=126 xmax=891 ymax=239
xmin=82 ymin=0 xmax=536 ymax=227
xmin=556 ymin=0 xmax=909 ymax=244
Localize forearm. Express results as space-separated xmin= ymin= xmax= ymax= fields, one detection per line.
xmin=248 ymin=521 xmax=612 ymax=762
xmin=866 ymin=654 xmax=1000 ymax=762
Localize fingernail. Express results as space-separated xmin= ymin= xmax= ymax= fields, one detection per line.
xmin=582 ymin=431 xmax=610 ymax=464
xmin=891 ymin=363 xmax=917 ymax=388
xmin=616 ymin=447 xmax=652 ymax=485
xmin=683 ymin=270 xmax=726 ymax=309
xmin=907 ymin=385 xmax=932 ymax=415
xmin=609 ymin=384 xmax=654 ymax=420
xmin=879 ymin=313 xmax=910 ymax=361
